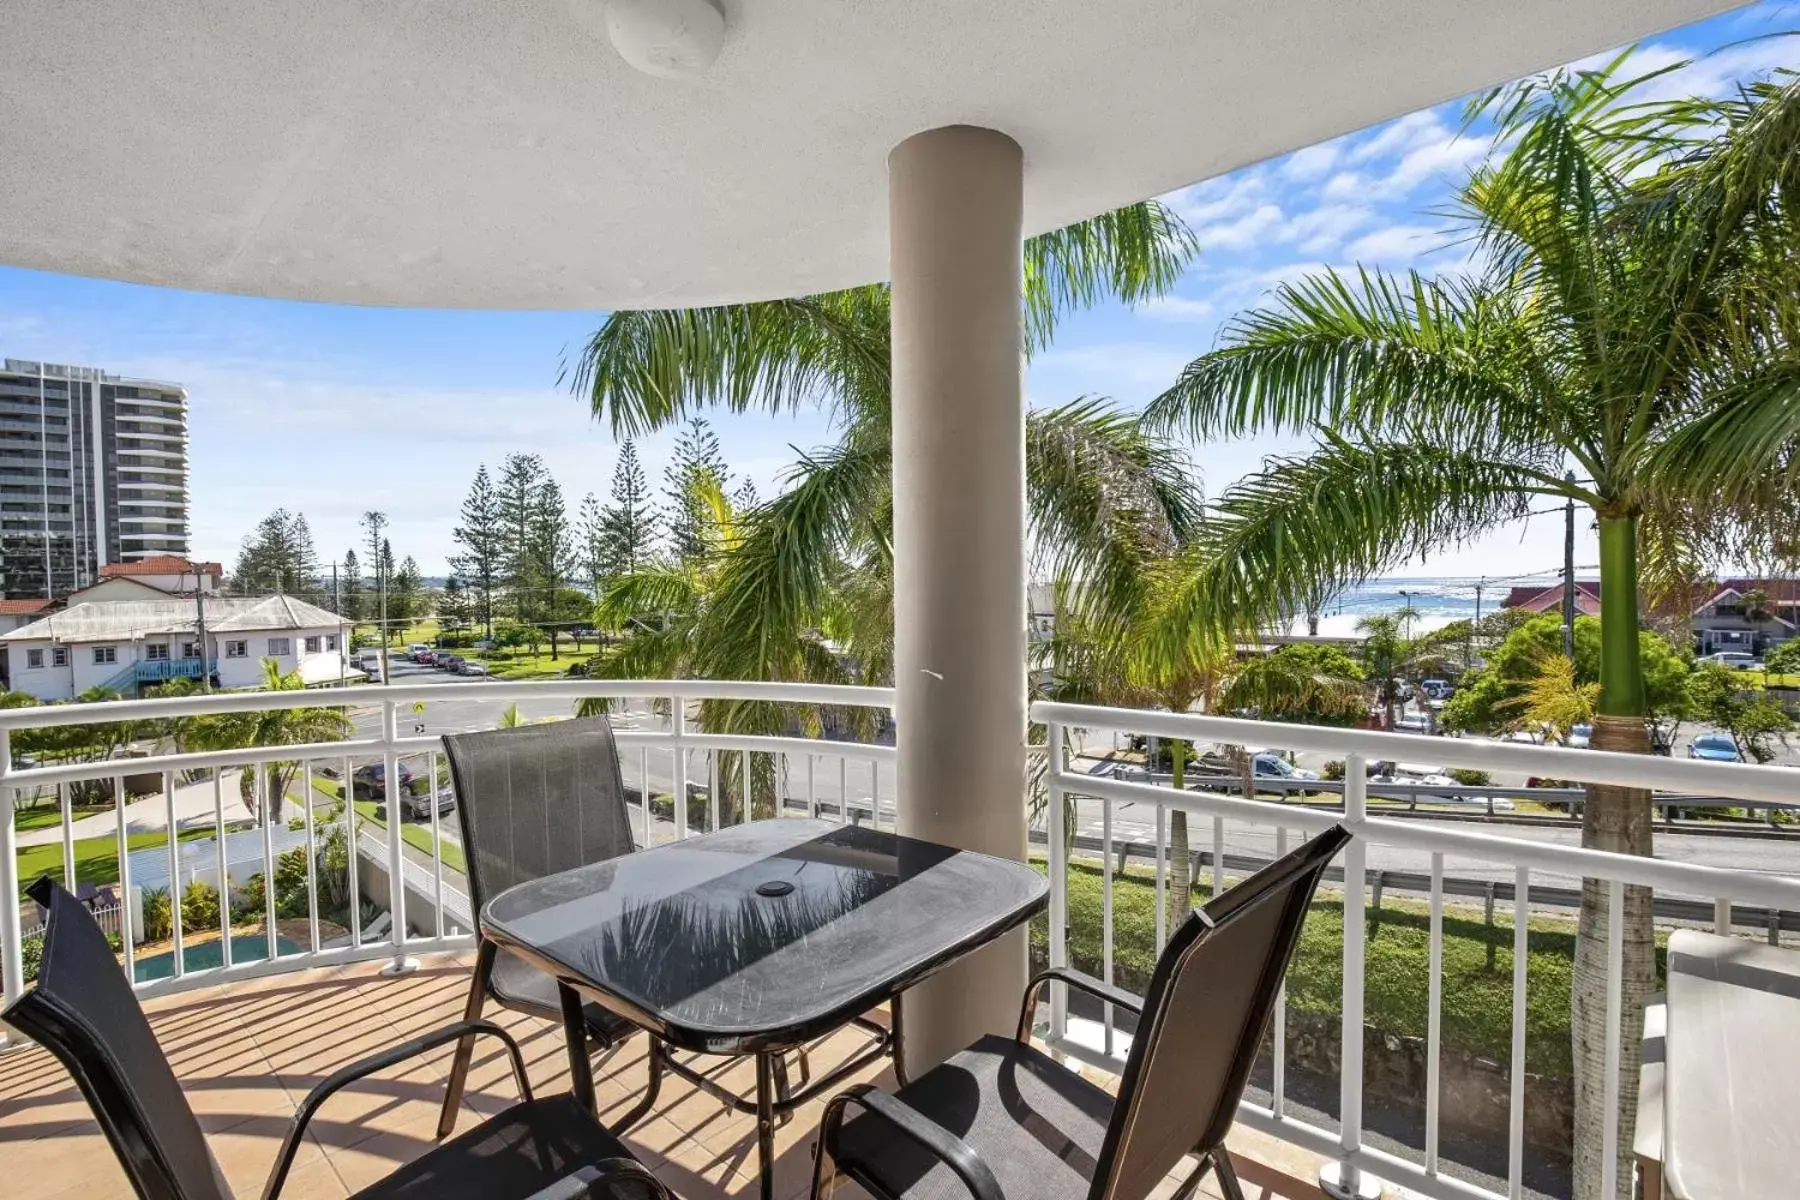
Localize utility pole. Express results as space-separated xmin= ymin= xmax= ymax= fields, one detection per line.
xmin=195 ymin=583 xmax=210 ymax=693
xmin=1562 ymin=472 xmax=1577 ymax=659
xmin=1467 ymin=577 xmax=1484 ymax=672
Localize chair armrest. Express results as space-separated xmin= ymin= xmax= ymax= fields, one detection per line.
xmin=1016 ymin=967 xmax=1142 ymax=1041
xmin=262 ymin=1018 xmax=532 ymax=1200
xmin=522 ymin=1159 xmax=675 ymax=1200
xmin=821 ymin=1083 xmax=1003 ymax=1200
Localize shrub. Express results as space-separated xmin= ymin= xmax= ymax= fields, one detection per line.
xmin=1448 ymin=768 xmax=1493 ymax=786
xmin=181 ymin=881 xmax=221 ymax=930
xmin=272 ymin=846 xmax=311 ymax=918
xmin=1321 ymin=760 xmax=1346 ymax=781
xmin=140 ymin=887 xmax=173 ymax=941
xmin=21 ymin=934 xmax=43 ymax=984
xmin=234 ymin=873 xmax=265 ymax=923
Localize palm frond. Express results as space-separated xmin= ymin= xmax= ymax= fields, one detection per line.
xmin=1023 ymin=201 xmax=1198 ymax=351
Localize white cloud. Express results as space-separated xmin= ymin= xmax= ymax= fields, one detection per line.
xmin=1281 ymin=203 xmax=1375 ymax=254
xmin=1344 ymin=223 xmax=1451 ymax=264
xmin=1322 ymin=171 xmax=1368 ymax=200
xmin=1032 ymin=344 xmax=1198 ymax=390
xmin=1350 ymin=110 xmax=1447 ymax=163
xmin=1165 ymin=171 xmax=1267 ymax=227
xmin=1280 ymin=142 xmax=1340 ymax=181
xmin=1197 ymin=202 xmax=1285 ymax=249
xmin=1135 ymin=295 xmax=1215 ymax=322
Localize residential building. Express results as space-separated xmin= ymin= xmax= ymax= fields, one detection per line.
xmin=0 ymin=358 xmax=190 ymax=600
xmin=66 ymin=555 xmax=223 ymax=605
xmin=1505 ymin=578 xmax=1800 ymax=655
xmin=0 ymin=595 xmax=349 ymax=700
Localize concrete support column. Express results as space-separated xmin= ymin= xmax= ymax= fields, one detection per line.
xmin=888 ymin=125 xmax=1028 ymax=1076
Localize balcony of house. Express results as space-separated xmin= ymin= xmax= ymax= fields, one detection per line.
xmin=3 ymin=680 xmax=1798 ymax=1200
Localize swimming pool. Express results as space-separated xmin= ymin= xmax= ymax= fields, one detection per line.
xmin=133 ymin=933 xmax=304 ymax=983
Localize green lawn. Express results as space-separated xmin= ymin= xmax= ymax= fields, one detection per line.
xmin=482 ymin=647 xmax=590 ymax=680
xmin=1033 ymin=856 xmax=1663 ymax=1077
xmin=15 ymin=826 xmax=217 ymax=896
xmin=11 ymin=797 xmax=110 ymax=833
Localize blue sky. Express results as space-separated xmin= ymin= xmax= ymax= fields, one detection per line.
xmin=0 ymin=3 xmax=1793 ymax=580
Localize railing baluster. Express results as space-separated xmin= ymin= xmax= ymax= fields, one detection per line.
xmin=214 ymin=769 xmax=231 ymax=969
xmin=379 ymin=698 xmax=415 ymax=975
xmin=114 ymin=772 xmax=135 ymax=984
xmin=1426 ymin=851 xmax=1443 ymax=1174
xmin=343 ymin=754 xmax=361 ymax=951
xmin=303 ymin=760 xmax=320 ymax=954
xmin=1602 ymin=877 xmax=1625 ymax=1200
xmin=429 ymin=752 xmax=445 ymax=940
xmin=1211 ymin=813 xmax=1224 ymax=898
xmin=1101 ymin=794 xmax=1115 ymax=1058
xmin=58 ymin=781 xmax=74 ymax=889
xmin=1273 ymin=824 xmax=1288 ymax=1121
xmin=1046 ymin=719 xmax=1069 ymax=1046
xmin=638 ymin=746 xmax=651 ymax=847
xmin=806 ymin=753 xmax=817 ymax=820
xmin=871 ymin=761 xmax=882 ymax=831
xmin=672 ymin=698 xmax=689 ymax=842
xmin=1508 ymin=865 xmax=1529 ymax=1200
xmin=164 ymin=771 xmax=183 ymax=979
xmin=840 ymin=757 xmax=849 ymax=825
xmin=1713 ymin=895 xmax=1730 ymax=935
xmin=1325 ymin=752 xmax=1369 ymax=1200
xmin=0 ymin=728 xmax=21 ymax=1025
xmin=261 ymin=767 xmax=276 ymax=964
xmin=708 ymin=749 xmax=720 ymax=832
xmin=1153 ymin=803 xmax=1167 ymax=951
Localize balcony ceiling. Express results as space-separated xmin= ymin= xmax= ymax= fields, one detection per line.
xmin=0 ymin=0 xmax=1740 ymax=309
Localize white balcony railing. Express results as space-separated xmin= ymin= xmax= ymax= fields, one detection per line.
xmin=1035 ymin=700 xmax=1800 ymax=1200
xmin=1 ymin=680 xmax=1795 ymax=1200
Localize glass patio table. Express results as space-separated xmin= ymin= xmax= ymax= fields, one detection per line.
xmin=481 ymin=817 xmax=1048 ymax=1200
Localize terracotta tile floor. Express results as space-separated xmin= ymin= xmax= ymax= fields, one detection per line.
xmin=0 ymin=952 xmax=1330 ymax=1200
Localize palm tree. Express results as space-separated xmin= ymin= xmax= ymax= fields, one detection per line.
xmin=1142 ymin=59 xmax=1800 ymax=1199
xmin=184 ymin=660 xmax=353 ymax=823
xmin=567 ymin=205 xmax=1204 ymax=712
xmin=1354 ymin=611 xmax=1453 ymax=730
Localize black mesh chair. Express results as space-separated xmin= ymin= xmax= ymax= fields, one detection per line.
xmin=2 ymin=876 xmax=674 ymax=1200
xmin=437 ymin=717 xmax=643 ymax=1138
xmin=811 ymin=824 xmax=1353 ymax=1200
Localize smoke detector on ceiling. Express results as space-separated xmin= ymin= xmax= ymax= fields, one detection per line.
xmin=604 ymin=0 xmax=726 ymax=80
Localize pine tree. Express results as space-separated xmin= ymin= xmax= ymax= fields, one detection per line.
xmin=600 ymin=438 xmax=656 ymax=579
xmin=391 ymin=555 xmax=422 ymax=625
xmin=528 ymin=476 xmax=577 ymax=659
xmin=340 ymin=548 xmax=364 ymax=622
xmin=360 ymin=512 xmax=389 ymax=640
xmin=452 ymin=465 xmax=504 ymax=637
xmin=578 ymin=491 xmax=606 ymax=597
xmin=438 ymin=576 xmax=470 ymax=630
xmin=231 ymin=509 xmax=318 ymax=594
xmin=731 ymin=478 xmax=760 ymax=513
xmin=663 ymin=418 xmax=726 ymax=562
xmin=497 ymin=453 xmax=548 ymax=624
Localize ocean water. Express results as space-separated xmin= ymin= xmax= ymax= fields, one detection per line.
xmin=1271 ymin=577 xmax=1499 ymax=639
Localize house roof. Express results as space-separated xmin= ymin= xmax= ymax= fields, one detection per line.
xmin=0 ymin=596 xmax=344 ymax=644
xmin=0 ymin=1 xmax=1736 ymax=308
xmin=98 ymin=556 xmax=223 ymax=579
xmin=0 ymin=599 xmax=53 ymax=616
xmin=1503 ymin=582 xmax=1601 ymax=615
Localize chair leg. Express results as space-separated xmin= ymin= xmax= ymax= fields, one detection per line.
xmin=809 ymin=1124 xmax=839 ymax=1198
xmin=436 ymin=939 xmax=496 ymax=1139
xmin=1211 ymin=1150 xmax=1247 ymax=1200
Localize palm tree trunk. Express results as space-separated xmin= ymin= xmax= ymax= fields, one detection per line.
xmin=1572 ymin=514 xmax=1655 ymax=1200
xmin=1166 ymin=739 xmax=1191 ymax=929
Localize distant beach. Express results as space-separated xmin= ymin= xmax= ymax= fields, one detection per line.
xmin=1268 ymin=576 xmax=1534 ymax=639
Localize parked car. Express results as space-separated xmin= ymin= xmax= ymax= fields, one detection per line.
xmin=458 ymin=660 xmax=490 ymax=676
xmin=407 ymin=643 xmax=430 ymax=661
xmin=1420 ymin=678 xmax=1453 ymax=701
xmin=1394 ymin=713 xmax=1433 ymax=735
xmin=1371 ymin=762 xmax=1516 ymax=810
xmin=1687 ymin=732 xmax=1744 ymax=763
xmin=436 ymin=653 xmax=463 ymax=672
xmin=351 ymin=761 xmax=413 ymax=801
xmin=1564 ymin=723 xmax=1592 ymax=750
xmin=1703 ymin=651 xmax=1764 ymax=671
xmin=1251 ymin=753 xmax=1319 ymax=783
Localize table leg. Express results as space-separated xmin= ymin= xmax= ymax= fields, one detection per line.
xmin=558 ymin=982 xmax=597 ymax=1113
xmin=756 ymin=1050 xmax=777 ymax=1200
